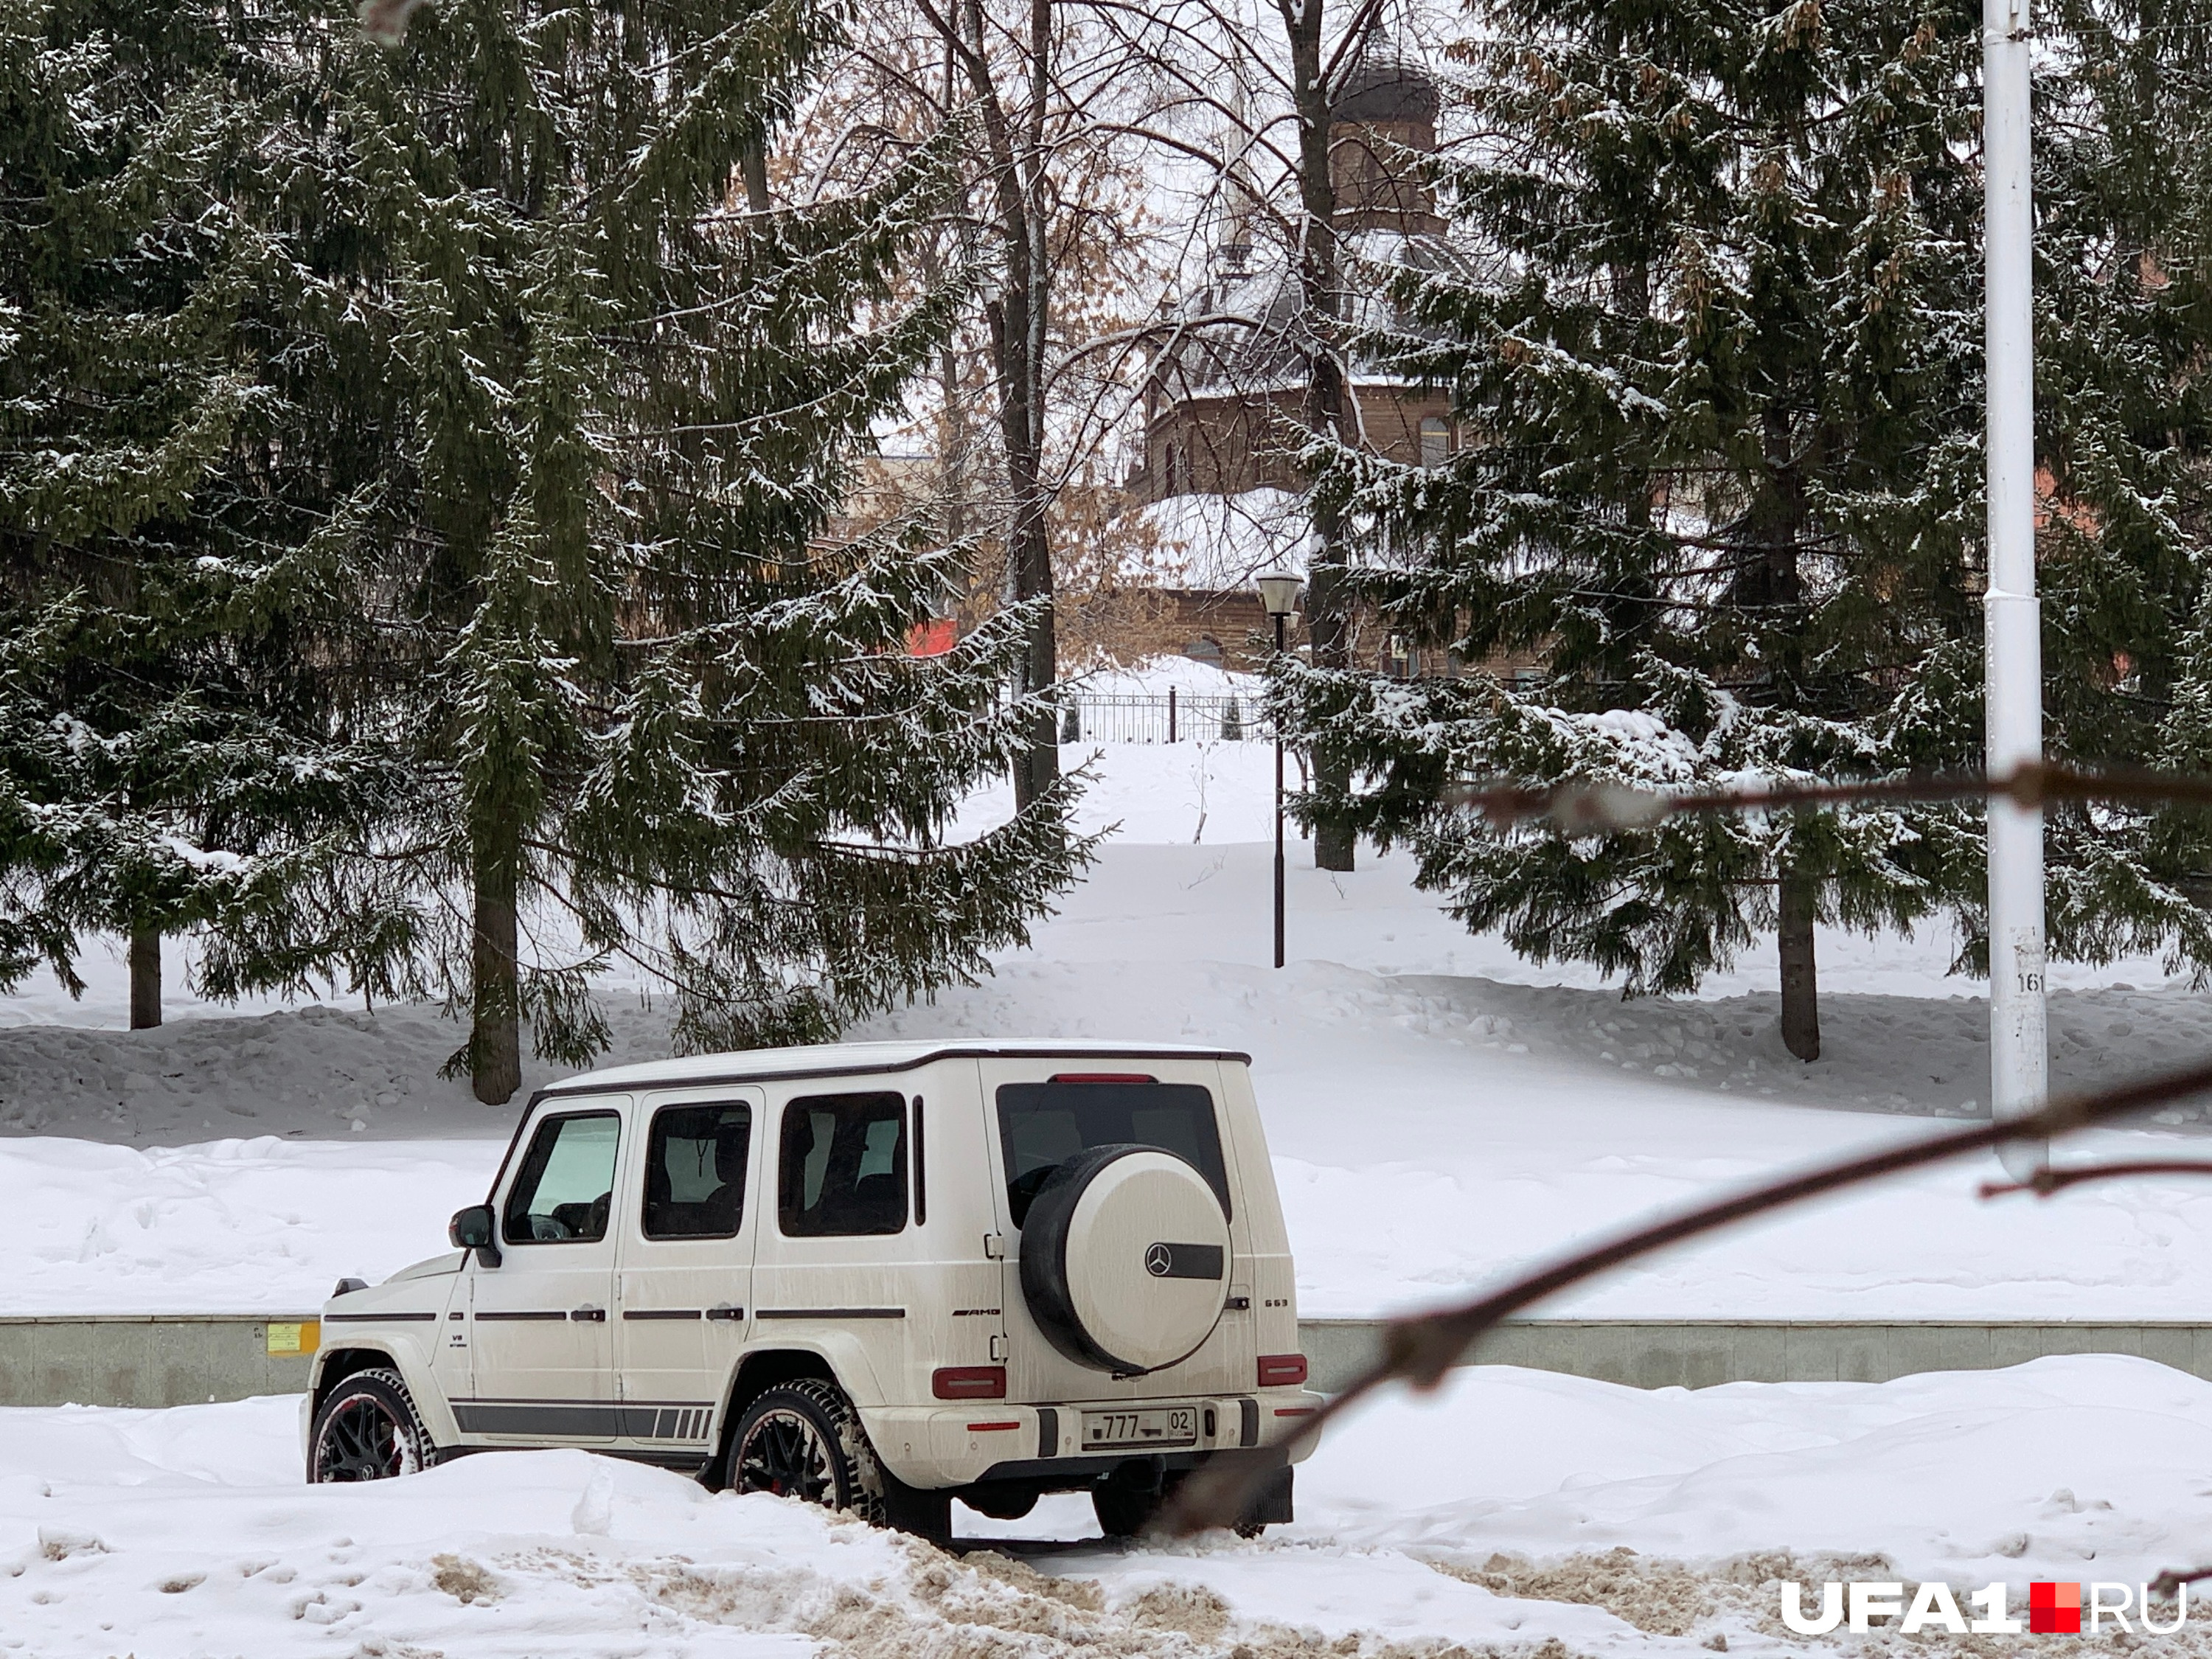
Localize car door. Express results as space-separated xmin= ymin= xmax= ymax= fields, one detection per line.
xmin=461 ymin=1099 xmax=625 ymax=1441
xmin=613 ymin=1090 xmax=762 ymax=1453
xmin=749 ymin=1088 xmax=917 ymax=1405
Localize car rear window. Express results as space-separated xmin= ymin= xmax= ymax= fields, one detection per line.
xmin=995 ymin=1077 xmax=1230 ymax=1228
xmin=779 ymin=1092 xmax=908 ymax=1237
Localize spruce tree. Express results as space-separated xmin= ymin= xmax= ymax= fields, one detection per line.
xmin=0 ymin=0 xmax=414 ymax=1026
xmin=1283 ymin=0 xmax=2212 ymax=1059
xmin=267 ymin=0 xmax=1088 ymax=1100
xmin=2054 ymin=0 xmax=2212 ymax=961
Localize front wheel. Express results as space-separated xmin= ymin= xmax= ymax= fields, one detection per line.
xmin=307 ymin=1368 xmax=434 ymax=1483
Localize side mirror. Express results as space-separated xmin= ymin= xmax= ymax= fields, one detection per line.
xmin=449 ymin=1203 xmax=501 ymax=1267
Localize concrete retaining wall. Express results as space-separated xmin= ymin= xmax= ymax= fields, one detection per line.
xmin=1298 ymin=1319 xmax=2212 ymax=1394
xmin=0 ymin=1316 xmax=318 ymax=1408
xmin=5 ymin=1315 xmax=2209 ymax=1408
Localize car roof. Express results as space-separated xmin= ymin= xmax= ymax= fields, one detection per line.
xmin=535 ymin=1037 xmax=1251 ymax=1098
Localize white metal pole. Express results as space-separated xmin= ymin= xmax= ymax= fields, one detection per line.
xmin=1984 ymin=0 xmax=2047 ymax=1176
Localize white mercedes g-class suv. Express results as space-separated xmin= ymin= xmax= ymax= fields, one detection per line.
xmin=304 ymin=1040 xmax=1319 ymax=1536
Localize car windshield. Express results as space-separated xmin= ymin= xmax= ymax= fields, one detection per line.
xmin=995 ymin=1077 xmax=1229 ymax=1228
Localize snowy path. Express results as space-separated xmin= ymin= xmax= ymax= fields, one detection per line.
xmin=7 ymin=1356 xmax=2212 ymax=1656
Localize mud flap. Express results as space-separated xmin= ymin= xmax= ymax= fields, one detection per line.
xmin=882 ymin=1473 xmax=953 ymax=1543
xmin=1239 ymin=1460 xmax=1293 ymax=1528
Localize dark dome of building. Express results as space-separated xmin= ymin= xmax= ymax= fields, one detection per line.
xmin=1334 ymin=56 xmax=1439 ymax=125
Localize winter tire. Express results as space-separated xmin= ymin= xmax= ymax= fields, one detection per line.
xmin=307 ymin=1367 xmax=434 ymax=1484
xmin=1020 ymin=1143 xmax=1231 ymax=1374
xmin=731 ymin=1380 xmax=889 ymax=1525
xmin=1093 ymin=1466 xmax=1181 ymax=1538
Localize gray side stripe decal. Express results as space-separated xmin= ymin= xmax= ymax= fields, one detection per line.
xmin=453 ymin=1400 xmax=714 ymax=1440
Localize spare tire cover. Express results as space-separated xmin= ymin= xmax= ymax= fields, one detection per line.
xmin=1019 ymin=1144 xmax=1231 ymax=1374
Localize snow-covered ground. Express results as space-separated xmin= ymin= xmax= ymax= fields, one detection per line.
xmin=14 ymin=661 xmax=2212 ymax=1653
xmin=4 ymin=824 xmax=2211 ymax=1318
xmin=9 ymin=1355 xmax=2212 ymax=1656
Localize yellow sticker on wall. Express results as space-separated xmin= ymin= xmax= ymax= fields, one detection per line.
xmin=265 ymin=1320 xmax=320 ymax=1357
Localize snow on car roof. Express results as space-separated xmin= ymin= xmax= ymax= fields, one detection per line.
xmin=537 ymin=1037 xmax=1251 ymax=1096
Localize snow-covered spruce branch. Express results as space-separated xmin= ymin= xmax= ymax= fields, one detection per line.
xmin=1436 ymin=760 xmax=2212 ymax=839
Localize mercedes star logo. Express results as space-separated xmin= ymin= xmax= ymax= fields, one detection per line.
xmin=1144 ymin=1242 xmax=1173 ymax=1277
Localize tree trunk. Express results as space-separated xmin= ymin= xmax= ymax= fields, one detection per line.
xmin=739 ymin=141 xmax=770 ymax=212
xmin=1287 ymin=1 xmax=1354 ymax=872
xmin=960 ymin=0 xmax=1060 ymax=818
xmin=470 ymin=835 xmax=523 ymax=1105
xmin=1779 ymin=869 xmax=1820 ymax=1062
xmin=128 ymin=925 xmax=161 ymax=1030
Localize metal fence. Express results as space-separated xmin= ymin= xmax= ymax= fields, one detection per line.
xmin=1057 ymin=689 xmax=1271 ymax=744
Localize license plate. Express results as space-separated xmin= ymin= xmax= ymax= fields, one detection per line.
xmin=1082 ymin=1406 xmax=1198 ymax=1449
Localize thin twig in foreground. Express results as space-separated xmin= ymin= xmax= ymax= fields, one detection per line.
xmin=1979 ymin=1160 xmax=2212 ymax=1199
xmin=1164 ymin=1055 xmax=2212 ymax=1534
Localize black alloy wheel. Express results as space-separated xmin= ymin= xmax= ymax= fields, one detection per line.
xmin=308 ymin=1368 xmax=433 ymax=1483
xmin=729 ymin=1380 xmax=887 ymax=1525
xmin=738 ymin=1407 xmax=836 ymax=1502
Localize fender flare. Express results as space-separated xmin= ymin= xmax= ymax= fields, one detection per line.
xmin=705 ymin=1334 xmax=890 ymax=1485
xmin=309 ymin=1337 xmax=459 ymax=1448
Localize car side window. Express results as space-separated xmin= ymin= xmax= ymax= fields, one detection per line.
xmin=503 ymin=1111 xmax=621 ymax=1244
xmin=644 ymin=1102 xmax=751 ymax=1239
xmin=779 ymin=1093 xmax=906 ymax=1237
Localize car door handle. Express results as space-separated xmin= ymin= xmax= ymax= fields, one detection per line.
xmin=706 ymin=1304 xmax=745 ymax=1322
xmin=570 ymin=1305 xmax=607 ymax=1322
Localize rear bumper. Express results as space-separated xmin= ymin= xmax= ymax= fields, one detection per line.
xmin=860 ymin=1388 xmax=1323 ymax=1489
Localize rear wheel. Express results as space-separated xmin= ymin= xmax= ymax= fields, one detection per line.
xmin=731 ymin=1380 xmax=888 ymax=1525
xmin=307 ymin=1368 xmax=434 ymax=1484
xmin=1093 ymin=1466 xmax=1182 ymax=1538
xmin=1093 ymin=1464 xmax=1276 ymax=1539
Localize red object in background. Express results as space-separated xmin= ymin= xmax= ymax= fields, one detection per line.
xmin=906 ymin=618 xmax=957 ymax=657
xmin=2029 ymin=1582 xmax=2081 ymax=1634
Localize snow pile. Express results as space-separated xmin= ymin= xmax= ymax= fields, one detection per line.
xmin=12 ymin=1356 xmax=2212 ymax=1654
xmin=0 ymin=1396 xmax=1615 ymax=1658
xmin=0 ymin=1138 xmax=494 ymax=1314
xmin=1310 ymin=1354 xmax=2212 ymax=1613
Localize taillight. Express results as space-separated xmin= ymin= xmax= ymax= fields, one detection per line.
xmin=932 ymin=1365 xmax=1007 ymax=1400
xmin=1257 ymin=1353 xmax=1307 ymax=1388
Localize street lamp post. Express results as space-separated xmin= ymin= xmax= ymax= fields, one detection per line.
xmin=1257 ymin=571 xmax=1302 ymax=970
xmin=1984 ymin=0 xmax=2046 ymax=1175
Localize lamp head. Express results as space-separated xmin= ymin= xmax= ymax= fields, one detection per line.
xmin=1256 ymin=571 xmax=1302 ymax=619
